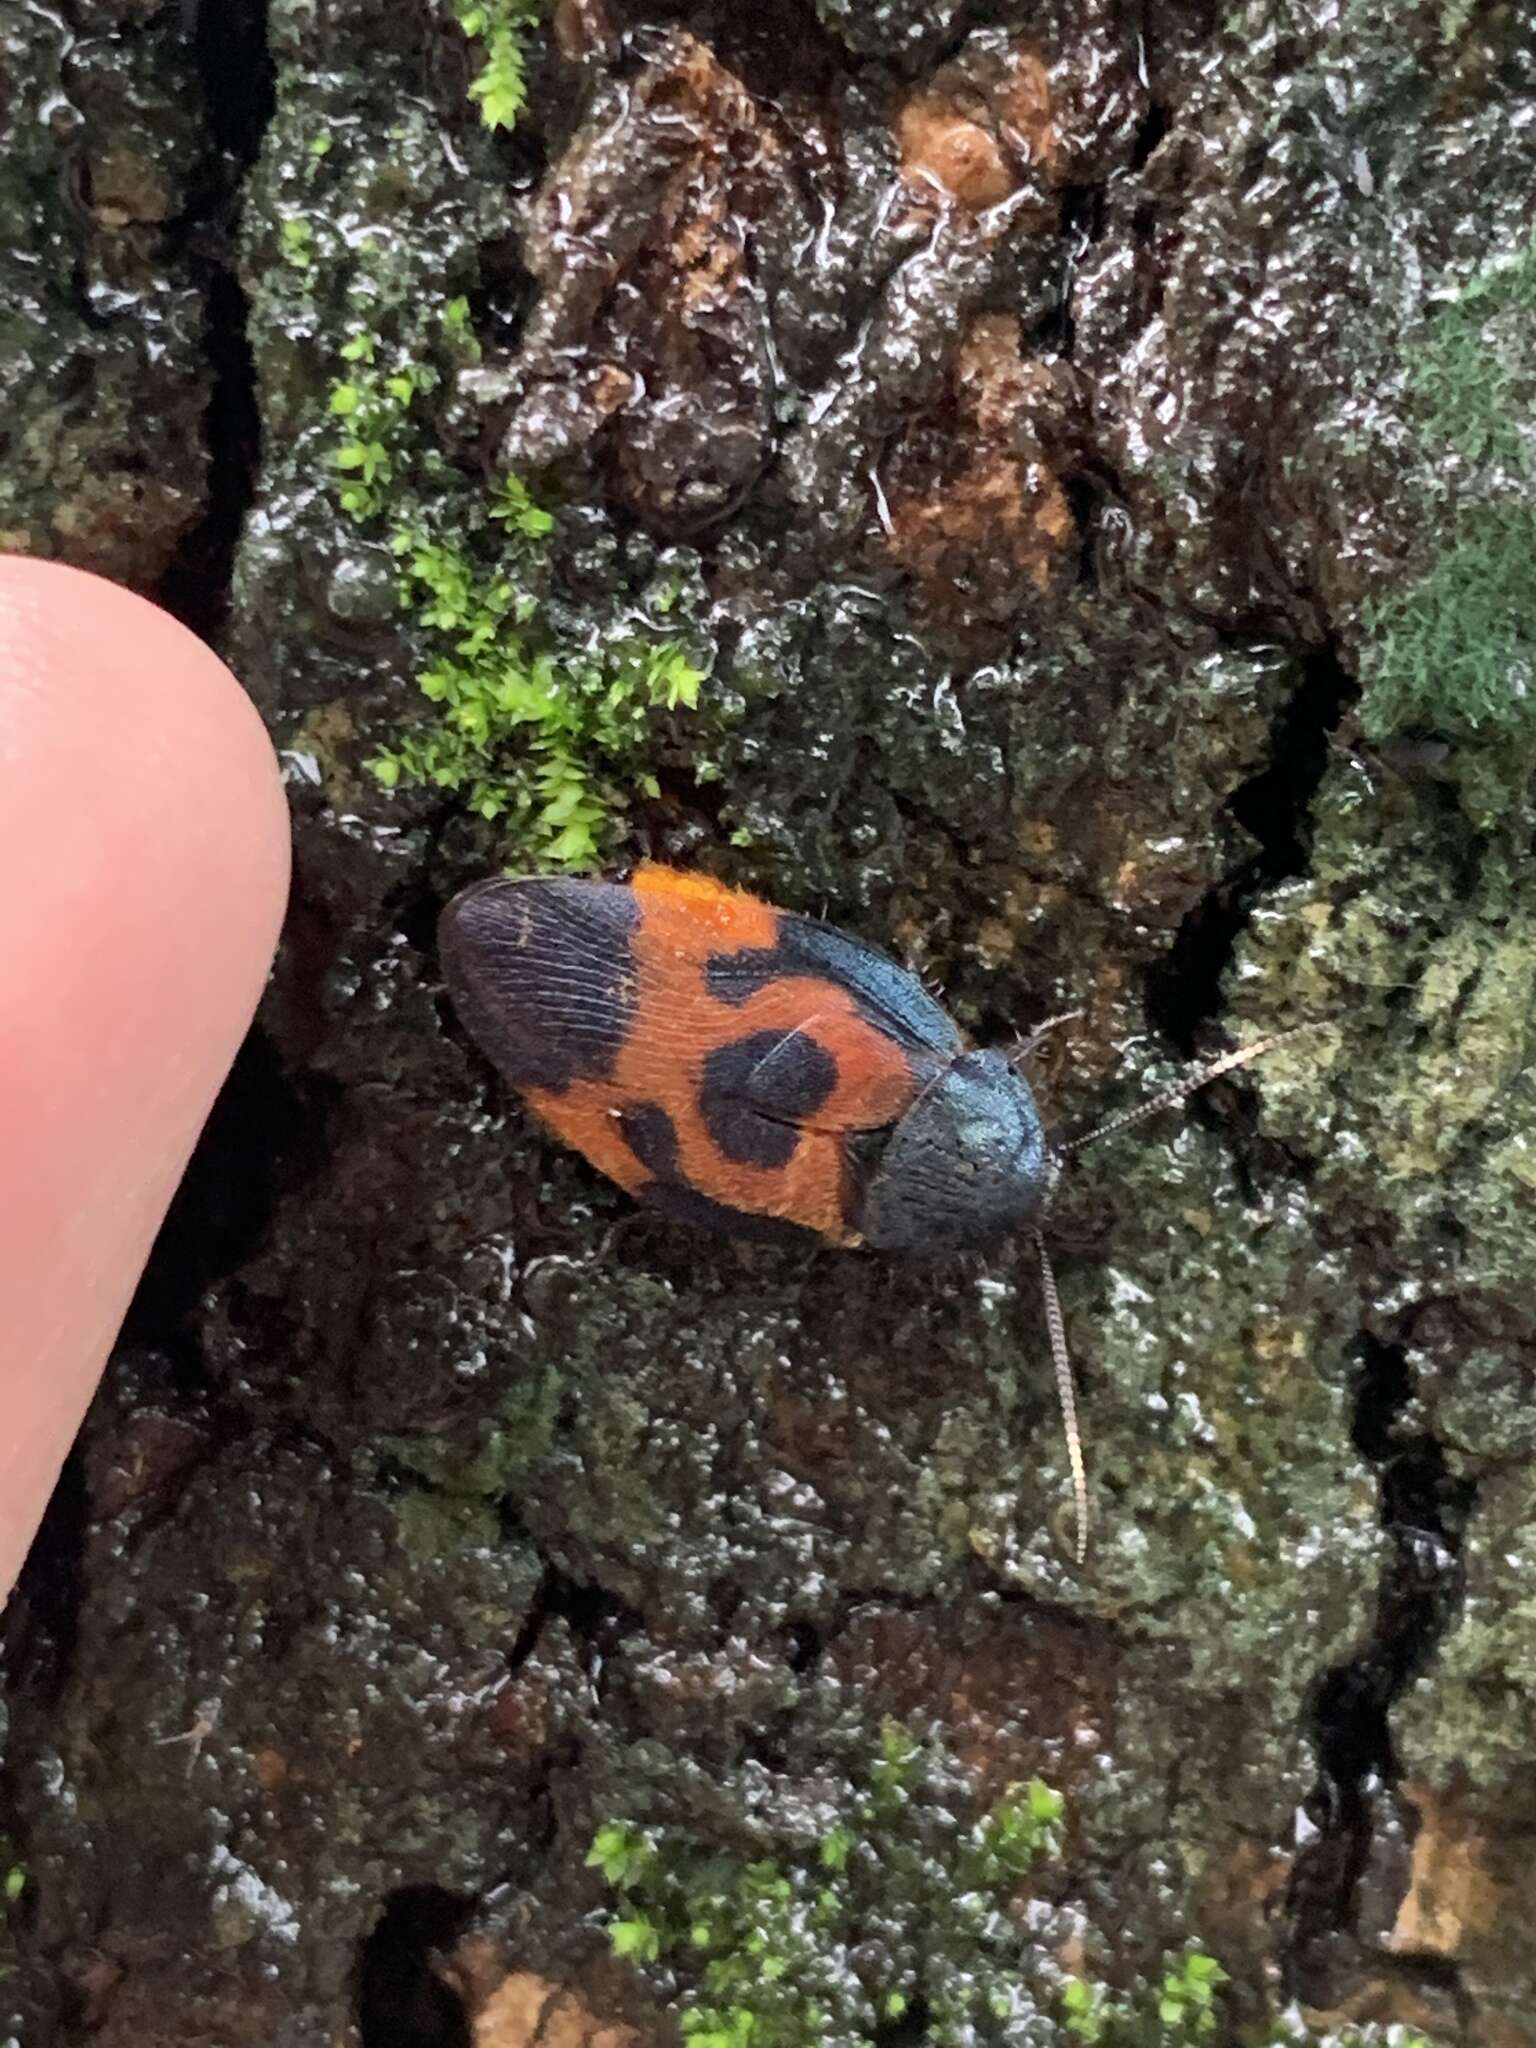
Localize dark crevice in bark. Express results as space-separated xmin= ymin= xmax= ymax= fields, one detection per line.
xmin=191 ymin=0 xmax=277 ymax=166
xmin=119 ymin=1027 xmax=314 ymax=1361
xmin=1130 ymin=99 xmax=1170 ymax=172
xmin=156 ymin=260 xmax=264 ymax=641
xmin=1287 ymin=1335 xmax=1474 ymax=2013
xmin=357 ymin=1885 xmax=477 ymax=2048
xmin=1060 ymin=182 xmax=1108 ymax=249
xmin=505 ymin=1558 xmax=644 ymax=1677
xmin=155 ymin=0 xmax=274 ymax=643
xmin=1145 ymin=637 xmax=1355 ymax=1053
xmin=1062 ymin=473 xmax=1099 ymax=589
xmin=1134 ymin=634 xmax=1473 ymax=2005
xmin=784 ymin=1618 xmax=823 ymax=1672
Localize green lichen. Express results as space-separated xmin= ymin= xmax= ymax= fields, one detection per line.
xmin=1360 ymin=232 xmax=1536 ymax=745
xmin=377 ymin=1363 xmax=563 ymax=1502
xmin=391 ymin=1485 xmax=502 ymax=1562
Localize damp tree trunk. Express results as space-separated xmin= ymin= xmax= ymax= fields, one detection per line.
xmin=4 ymin=0 xmax=1535 ymax=2043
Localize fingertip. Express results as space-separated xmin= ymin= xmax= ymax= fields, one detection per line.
xmin=0 ymin=556 xmax=292 ymax=1600
xmin=0 ymin=553 xmax=291 ymax=958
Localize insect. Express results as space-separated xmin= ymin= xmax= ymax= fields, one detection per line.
xmin=439 ymin=863 xmax=1300 ymax=1561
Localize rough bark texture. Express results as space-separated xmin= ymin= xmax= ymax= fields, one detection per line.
xmin=3 ymin=0 xmax=1535 ymax=2043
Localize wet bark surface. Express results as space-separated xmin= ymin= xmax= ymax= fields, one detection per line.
xmin=3 ymin=0 xmax=1536 ymax=2042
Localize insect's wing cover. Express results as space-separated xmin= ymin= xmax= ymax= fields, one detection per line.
xmin=438 ymin=876 xmax=642 ymax=1093
xmin=625 ymin=868 xmax=944 ymax=1133
xmin=759 ymin=914 xmax=963 ymax=1058
xmin=439 ymin=867 xmax=951 ymax=1246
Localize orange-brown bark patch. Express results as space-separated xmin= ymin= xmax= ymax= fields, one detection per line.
xmin=896 ymin=41 xmax=1058 ymax=214
xmin=884 ymin=313 xmax=1075 ymax=620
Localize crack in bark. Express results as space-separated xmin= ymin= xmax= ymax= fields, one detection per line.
xmin=1145 ymin=637 xmax=1356 ymax=1054
xmin=1134 ymin=638 xmax=1477 ymax=2007
xmin=154 ymin=0 xmax=274 ymax=644
xmin=1287 ymin=1334 xmax=1475 ymax=2017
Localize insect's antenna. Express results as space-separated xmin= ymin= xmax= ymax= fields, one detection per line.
xmin=1033 ymin=1225 xmax=1087 ymax=1566
xmin=1062 ymin=1023 xmax=1318 ymax=1156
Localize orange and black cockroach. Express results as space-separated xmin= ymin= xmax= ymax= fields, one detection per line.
xmin=440 ymin=863 xmax=1306 ymax=1561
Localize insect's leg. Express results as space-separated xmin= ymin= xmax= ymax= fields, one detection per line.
xmin=1009 ymin=1007 xmax=1087 ymax=1069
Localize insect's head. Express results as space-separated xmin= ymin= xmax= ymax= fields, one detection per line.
xmin=860 ymin=1048 xmax=1048 ymax=1254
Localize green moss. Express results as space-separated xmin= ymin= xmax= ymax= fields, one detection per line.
xmin=1360 ymin=502 xmax=1536 ymax=743
xmin=0 ymin=1833 xmax=24 ymax=1999
xmin=378 ymin=1364 xmax=563 ymax=1501
xmin=589 ymin=1724 xmax=1071 ymax=2046
xmin=368 ymin=511 xmax=705 ymax=860
xmin=264 ymin=8 xmax=722 ymax=868
xmin=294 ymin=23 xmax=722 ymax=867
xmin=454 ymin=0 xmax=541 ymax=131
xmin=1360 ymin=232 xmax=1536 ymax=745
xmin=1406 ymin=231 xmax=1536 ymax=470
xmin=279 ymin=214 xmax=315 ymax=268
xmin=588 ymin=1732 xmax=1443 ymax=2047
xmin=1059 ymin=1951 xmax=1226 ymax=2044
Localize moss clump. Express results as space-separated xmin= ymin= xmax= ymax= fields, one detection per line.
xmin=587 ymin=1727 xmax=1443 ymax=2047
xmin=1360 ymin=503 xmax=1535 ymax=743
xmin=376 ymin=1364 xmax=563 ymax=1502
xmin=1360 ymin=232 xmax=1536 ymax=744
xmin=454 ymin=0 xmax=541 ymax=131
xmin=369 ymin=509 xmax=704 ymax=858
xmin=588 ymin=1722 xmax=1073 ymax=2046
xmin=315 ymin=286 xmax=713 ymax=867
xmin=391 ymin=1486 xmax=502 ymax=1563
xmin=1404 ymin=231 xmax=1536 ymax=471
xmin=279 ymin=214 xmax=316 ymax=269
xmin=287 ymin=1 xmax=721 ymax=868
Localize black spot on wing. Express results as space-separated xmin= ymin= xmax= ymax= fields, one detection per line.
xmin=639 ymin=1180 xmax=819 ymax=1247
xmin=439 ymin=877 xmax=638 ymax=1092
xmin=617 ymin=1102 xmax=680 ymax=1180
xmin=700 ymin=1031 xmax=817 ymax=1167
xmin=705 ymin=915 xmax=960 ymax=1055
xmin=704 ymin=944 xmax=785 ymax=1006
xmin=839 ymin=1125 xmax=888 ymax=1239
xmin=737 ymin=1028 xmax=839 ymax=1120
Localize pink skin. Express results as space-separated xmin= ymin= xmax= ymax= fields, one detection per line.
xmin=0 ymin=558 xmax=290 ymax=1600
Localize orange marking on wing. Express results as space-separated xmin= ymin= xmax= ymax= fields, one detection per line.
xmin=632 ymin=863 xmax=780 ymax=948
xmin=506 ymin=874 xmax=928 ymax=1243
xmin=709 ymin=1127 xmax=856 ymax=1242
xmin=560 ymin=884 xmax=924 ymax=1242
xmin=526 ymin=1080 xmax=650 ymax=1196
